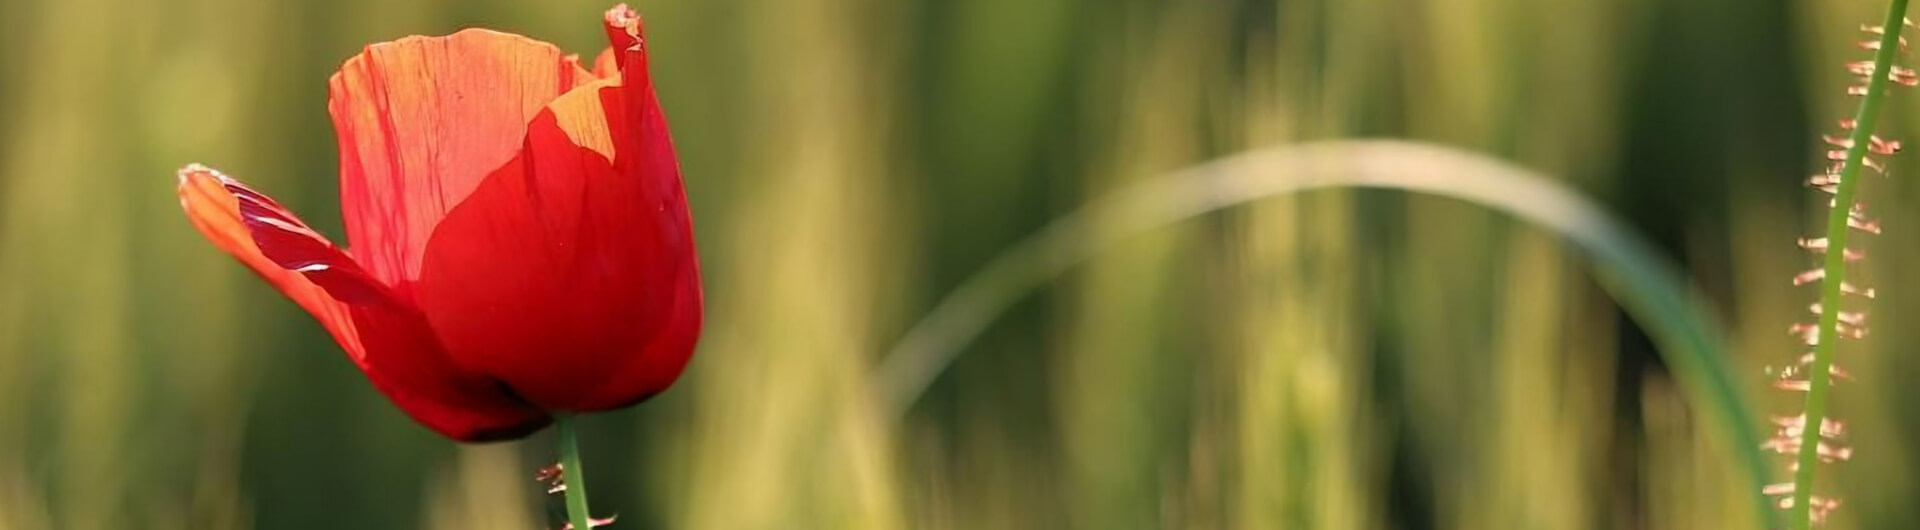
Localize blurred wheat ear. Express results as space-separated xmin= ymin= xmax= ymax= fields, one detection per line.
xmin=873 ymin=139 xmax=1780 ymax=529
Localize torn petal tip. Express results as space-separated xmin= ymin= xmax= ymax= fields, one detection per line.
xmin=606 ymin=4 xmax=641 ymax=33
xmin=176 ymin=163 xmax=218 ymax=184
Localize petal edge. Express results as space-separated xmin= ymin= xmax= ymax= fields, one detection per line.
xmin=328 ymin=29 xmax=600 ymax=293
xmin=178 ymin=165 xmax=553 ymax=441
xmin=178 ymin=164 xmax=366 ymax=360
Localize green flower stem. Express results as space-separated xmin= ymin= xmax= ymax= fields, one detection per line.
xmin=557 ymin=415 xmax=594 ymax=530
xmin=1794 ymin=2 xmax=1909 ymax=528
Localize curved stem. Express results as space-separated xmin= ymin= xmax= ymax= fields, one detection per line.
xmin=872 ymin=140 xmax=1777 ymax=528
xmin=557 ymin=415 xmax=594 ymax=530
xmin=1793 ymin=2 xmax=1909 ymax=528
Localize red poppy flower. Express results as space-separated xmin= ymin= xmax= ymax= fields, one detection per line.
xmin=177 ymin=5 xmax=702 ymax=442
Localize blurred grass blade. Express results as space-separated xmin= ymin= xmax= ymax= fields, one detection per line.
xmin=874 ymin=139 xmax=1777 ymax=528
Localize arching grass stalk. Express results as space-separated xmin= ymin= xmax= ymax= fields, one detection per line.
xmin=1780 ymin=2 xmax=1911 ymax=527
xmin=873 ymin=140 xmax=1779 ymax=528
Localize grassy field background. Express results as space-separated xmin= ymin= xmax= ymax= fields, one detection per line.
xmin=3 ymin=0 xmax=1919 ymax=528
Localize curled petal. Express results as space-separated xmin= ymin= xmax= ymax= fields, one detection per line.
xmin=178 ymin=165 xmax=364 ymax=356
xmin=179 ymin=165 xmax=551 ymax=441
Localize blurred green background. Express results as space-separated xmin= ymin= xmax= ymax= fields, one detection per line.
xmin=3 ymin=0 xmax=1919 ymax=528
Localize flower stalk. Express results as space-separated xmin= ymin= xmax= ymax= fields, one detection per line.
xmin=1775 ymin=1 xmax=1911 ymax=527
xmin=556 ymin=416 xmax=596 ymax=530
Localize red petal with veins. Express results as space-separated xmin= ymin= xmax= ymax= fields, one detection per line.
xmin=178 ymin=165 xmax=363 ymax=355
xmin=178 ymin=166 xmax=550 ymax=441
xmin=328 ymin=29 xmax=596 ymax=293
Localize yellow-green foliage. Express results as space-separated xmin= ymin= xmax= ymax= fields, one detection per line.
xmin=1 ymin=0 xmax=1915 ymax=528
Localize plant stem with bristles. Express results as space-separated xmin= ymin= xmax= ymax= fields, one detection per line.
xmin=557 ymin=415 xmax=594 ymax=530
xmin=1792 ymin=2 xmax=1908 ymax=528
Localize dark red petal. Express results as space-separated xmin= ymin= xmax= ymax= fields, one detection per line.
xmin=601 ymin=4 xmax=660 ymax=145
xmin=178 ymin=165 xmax=363 ymax=357
xmin=179 ymin=165 xmax=552 ymax=441
xmin=346 ymin=294 xmax=555 ymax=441
xmin=328 ymin=29 xmax=597 ymax=293
xmin=415 ymin=74 xmax=701 ymax=411
xmin=575 ymin=260 xmax=699 ymax=408
xmin=226 ymin=178 xmax=387 ymax=305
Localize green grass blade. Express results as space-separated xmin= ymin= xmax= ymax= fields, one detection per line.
xmin=1790 ymin=1 xmax=1909 ymax=527
xmin=874 ymin=139 xmax=1777 ymax=528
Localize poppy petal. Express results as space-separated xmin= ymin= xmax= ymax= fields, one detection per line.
xmin=346 ymin=294 xmax=555 ymax=442
xmin=415 ymin=76 xmax=700 ymax=411
xmin=328 ymin=29 xmax=597 ymax=291
xmin=177 ymin=165 xmax=364 ymax=357
xmin=178 ymin=166 xmax=552 ymax=440
xmin=600 ymin=5 xmax=688 ymax=212
xmin=575 ymin=257 xmax=700 ymax=409
xmin=603 ymin=5 xmax=647 ymax=75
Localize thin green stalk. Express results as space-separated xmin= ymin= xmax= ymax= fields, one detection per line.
xmin=1792 ymin=2 xmax=1908 ymax=528
xmin=557 ymin=415 xmax=594 ymax=530
xmin=873 ymin=140 xmax=1779 ymax=528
